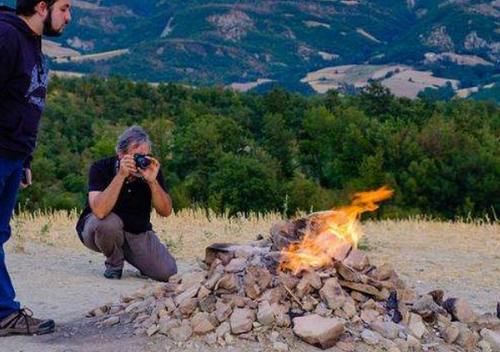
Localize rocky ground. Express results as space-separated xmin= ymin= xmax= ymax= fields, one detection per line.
xmin=1 ymin=219 xmax=499 ymax=352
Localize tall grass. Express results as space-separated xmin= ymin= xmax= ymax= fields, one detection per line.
xmin=10 ymin=208 xmax=498 ymax=260
xmin=10 ymin=208 xmax=283 ymax=259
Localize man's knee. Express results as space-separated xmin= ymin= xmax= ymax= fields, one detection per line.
xmin=89 ymin=214 xmax=124 ymax=248
xmin=148 ymin=256 xmax=177 ymax=282
xmin=92 ymin=214 xmax=123 ymax=237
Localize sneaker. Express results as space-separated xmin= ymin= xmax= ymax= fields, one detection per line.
xmin=0 ymin=308 xmax=55 ymax=336
xmin=103 ymin=268 xmax=122 ymax=279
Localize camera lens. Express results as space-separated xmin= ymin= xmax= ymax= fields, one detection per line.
xmin=134 ymin=154 xmax=151 ymax=169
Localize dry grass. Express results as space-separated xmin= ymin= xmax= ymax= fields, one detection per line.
xmin=10 ymin=209 xmax=499 ymax=261
xmin=9 ymin=210 xmax=499 ymax=311
xmin=9 ymin=209 xmax=282 ymax=260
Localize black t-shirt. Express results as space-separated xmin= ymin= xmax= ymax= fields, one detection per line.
xmin=76 ymin=156 xmax=168 ymax=237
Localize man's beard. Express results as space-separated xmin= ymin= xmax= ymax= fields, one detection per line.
xmin=43 ymin=8 xmax=63 ymax=37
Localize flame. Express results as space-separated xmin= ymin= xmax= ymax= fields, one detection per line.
xmin=279 ymin=186 xmax=394 ymax=274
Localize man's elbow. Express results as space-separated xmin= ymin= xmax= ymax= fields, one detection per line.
xmin=157 ymin=207 xmax=172 ymax=218
xmin=93 ymin=212 xmax=106 ymax=220
xmin=91 ymin=207 xmax=108 ymax=220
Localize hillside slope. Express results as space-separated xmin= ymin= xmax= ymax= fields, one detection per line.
xmin=2 ymin=0 xmax=499 ymax=94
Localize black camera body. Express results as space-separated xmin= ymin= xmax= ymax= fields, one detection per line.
xmin=134 ymin=154 xmax=151 ymax=169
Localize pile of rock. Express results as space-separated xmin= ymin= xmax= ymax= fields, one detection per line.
xmin=88 ymin=219 xmax=500 ymax=351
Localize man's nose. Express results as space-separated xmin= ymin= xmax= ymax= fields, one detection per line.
xmin=66 ymin=10 xmax=72 ymax=23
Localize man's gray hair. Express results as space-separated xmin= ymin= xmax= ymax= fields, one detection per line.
xmin=115 ymin=125 xmax=152 ymax=154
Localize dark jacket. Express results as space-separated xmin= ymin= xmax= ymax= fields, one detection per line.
xmin=0 ymin=6 xmax=49 ymax=168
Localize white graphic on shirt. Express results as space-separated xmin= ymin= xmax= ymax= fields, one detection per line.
xmin=25 ymin=56 xmax=49 ymax=111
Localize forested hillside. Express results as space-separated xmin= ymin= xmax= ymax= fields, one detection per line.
xmin=21 ymin=76 xmax=499 ymax=220
xmin=1 ymin=0 xmax=499 ymax=94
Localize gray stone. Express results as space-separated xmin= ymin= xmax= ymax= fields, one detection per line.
xmin=257 ymin=300 xmax=274 ymax=326
xmin=370 ymin=320 xmax=401 ymax=340
xmin=302 ymin=295 xmax=319 ymax=312
xmin=169 ymin=324 xmax=193 ymax=342
xmin=442 ymin=323 xmax=460 ymax=344
xmin=164 ymin=297 xmax=176 ymax=312
xmin=146 ymin=324 xmax=159 ymax=336
xmin=204 ymin=332 xmax=217 ymax=345
xmin=331 ymin=242 xmax=352 ymax=262
xmin=445 ymin=298 xmax=478 ymax=324
xmin=412 ymin=294 xmax=446 ymax=316
xmin=224 ymin=258 xmax=247 ymax=273
xmin=408 ymin=313 xmax=427 ymax=339
xmin=360 ymin=309 xmax=380 ymax=324
xmin=204 ymin=265 xmax=224 ymax=290
xmin=319 ymin=278 xmax=346 ymax=310
xmin=343 ymin=248 xmax=370 ymax=271
xmin=406 ymin=335 xmax=421 ymax=351
xmin=174 ymin=284 xmax=201 ymax=306
xmin=215 ymin=321 xmax=230 ymax=338
xmin=292 ymin=314 xmax=345 ymax=349
xmin=455 ymin=323 xmax=479 ymax=351
xmin=478 ymin=340 xmax=492 ymax=352
xmin=158 ymin=317 xmax=180 ymax=335
xmin=199 ymin=294 xmax=217 ymax=313
xmin=394 ymin=338 xmax=410 ymax=352
xmin=244 ymin=265 xmax=272 ymax=299
xmin=230 ymin=308 xmax=256 ymax=334
xmin=342 ymin=299 xmax=357 ymax=318
xmin=179 ymin=271 xmax=206 ymax=291
xmin=271 ymin=303 xmax=291 ymax=327
xmin=191 ymin=312 xmax=216 ymax=334
xmin=215 ymin=274 xmax=239 ymax=292
xmin=215 ymin=300 xmax=232 ymax=323
xmin=273 ymin=341 xmax=289 ymax=351
xmin=179 ymin=297 xmax=198 ymax=316
xmin=101 ymin=316 xmax=120 ymax=327
xmin=361 ymin=329 xmax=381 ymax=345
xmin=369 ymin=263 xmax=395 ymax=281
xmin=295 ymin=271 xmax=321 ymax=298
xmin=481 ymin=329 xmax=500 ymax=351
xmin=197 ymin=285 xmax=211 ymax=300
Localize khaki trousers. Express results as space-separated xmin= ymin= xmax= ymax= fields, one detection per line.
xmin=81 ymin=213 xmax=177 ymax=281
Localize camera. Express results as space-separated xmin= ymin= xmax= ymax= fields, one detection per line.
xmin=133 ymin=154 xmax=152 ymax=169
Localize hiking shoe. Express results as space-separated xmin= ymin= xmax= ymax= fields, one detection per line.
xmin=0 ymin=308 xmax=55 ymax=336
xmin=103 ymin=268 xmax=122 ymax=279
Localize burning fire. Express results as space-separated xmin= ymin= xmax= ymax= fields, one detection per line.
xmin=279 ymin=186 xmax=394 ymax=274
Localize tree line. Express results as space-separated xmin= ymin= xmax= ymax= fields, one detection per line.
xmin=20 ymin=76 xmax=499 ymax=220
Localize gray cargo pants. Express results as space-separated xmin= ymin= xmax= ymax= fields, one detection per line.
xmin=81 ymin=213 xmax=177 ymax=281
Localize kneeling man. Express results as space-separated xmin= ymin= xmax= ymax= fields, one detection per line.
xmin=76 ymin=125 xmax=177 ymax=281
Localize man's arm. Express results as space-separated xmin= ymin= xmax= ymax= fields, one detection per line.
xmin=148 ymin=179 xmax=172 ymax=217
xmin=89 ymin=155 xmax=136 ymax=219
xmin=139 ymin=157 xmax=172 ymax=217
xmin=0 ymin=26 xmax=17 ymax=91
xmin=89 ymin=173 xmax=126 ymax=219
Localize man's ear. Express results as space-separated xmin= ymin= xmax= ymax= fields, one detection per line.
xmin=34 ymin=1 xmax=49 ymax=17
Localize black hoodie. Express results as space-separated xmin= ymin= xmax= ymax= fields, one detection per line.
xmin=0 ymin=6 xmax=48 ymax=168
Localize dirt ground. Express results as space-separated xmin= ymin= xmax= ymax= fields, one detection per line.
xmin=1 ymin=216 xmax=499 ymax=352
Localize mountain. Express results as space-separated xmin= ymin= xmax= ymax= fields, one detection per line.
xmin=2 ymin=0 xmax=499 ymax=96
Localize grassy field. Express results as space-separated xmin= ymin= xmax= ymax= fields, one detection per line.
xmin=10 ymin=209 xmax=499 ymax=261
xmin=9 ymin=209 xmax=282 ymax=259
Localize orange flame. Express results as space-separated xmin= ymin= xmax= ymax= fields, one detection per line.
xmin=279 ymin=186 xmax=394 ymax=274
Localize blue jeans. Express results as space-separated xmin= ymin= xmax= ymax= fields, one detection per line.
xmin=0 ymin=156 xmax=23 ymax=319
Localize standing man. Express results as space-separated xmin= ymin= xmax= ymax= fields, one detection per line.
xmin=0 ymin=0 xmax=71 ymax=336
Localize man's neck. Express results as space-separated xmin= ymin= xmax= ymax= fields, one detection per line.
xmin=19 ymin=15 xmax=43 ymax=36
